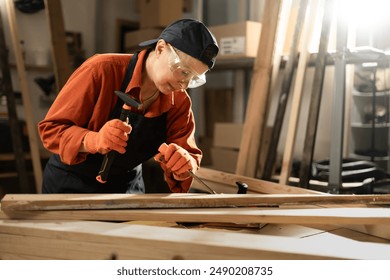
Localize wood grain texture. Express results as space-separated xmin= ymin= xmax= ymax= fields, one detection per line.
xmin=1 ymin=207 xmax=389 ymax=227
xmin=1 ymin=193 xmax=389 ymax=211
xmin=1 ymin=220 xmax=390 ymax=259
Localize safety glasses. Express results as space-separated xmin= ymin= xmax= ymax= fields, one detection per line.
xmin=167 ymin=44 xmax=207 ymax=89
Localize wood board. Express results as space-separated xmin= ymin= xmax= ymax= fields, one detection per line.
xmin=1 ymin=220 xmax=390 ymax=260
xmin=2 ymin=193 xmax=390 ymax=211
xmin=236 ymin=0 xmax=282 ymax=177
xmin=43 ymin=0 xmax=72 ymax=91
xmin=1 ymin=206 xmax=389 ymax=227
xmin=5 ymin=0 xmax=42 ymax=190
xmin=279 ymin=0 xmax=320 ymax=184
xmin=262 ymin=0 xmax=309 ymax=180
xmin=299 ymin=0 xmax=334 ymax=188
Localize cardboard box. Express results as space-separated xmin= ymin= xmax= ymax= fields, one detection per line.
xmin=213 ymin=122 xmax=243 ymax=149
xmin=139 ymin=0 xmax=183 ymax=28
xmin=210 ymin=147 xmax=238 ymax=173
xmin=209 ymin=21 xmax=262 ymax=59
xmin=124 ymin=28 xmax=164 ymax=53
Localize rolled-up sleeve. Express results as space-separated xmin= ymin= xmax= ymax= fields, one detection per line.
xmin=38 ymin=55 xmax=124 ymax=165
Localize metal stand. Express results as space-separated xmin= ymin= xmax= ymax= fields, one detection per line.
xmin=328 ymin=11 xmax=348 ymax=194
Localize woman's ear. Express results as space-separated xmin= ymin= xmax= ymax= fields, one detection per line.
xmin=155 ymin=39 xmax=166 ymax=57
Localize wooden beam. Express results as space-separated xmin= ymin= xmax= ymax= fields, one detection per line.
xmin=299 ymin=0 xmax=334 ymax=188
xmin=236 ymin=0 xmax=282 ymax=177
xmin=44 ymin=0 xmax=72 ymax=91
xmin=2 ymin=193 xmax=390 ymax=211
xmin=279 ymin=0 xmax=320 ymax=185
xmin=5 ymin=0 xmax=42 ymax=191
xmin=2 ymin=207 xmax=389 ymax=227
xmin=262 ymin=0 xmax=309 ymax=180
xmin=1 ymin=220 xmax=390 ymax=259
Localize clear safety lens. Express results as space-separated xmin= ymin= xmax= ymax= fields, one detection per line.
xmin=168 ymin=45 xmax=207 ymax=89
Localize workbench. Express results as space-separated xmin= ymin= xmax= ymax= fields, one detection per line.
xmin=0 ymin=168 xmax=389 ymax=260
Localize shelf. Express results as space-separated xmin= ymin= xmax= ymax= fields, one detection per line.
xmin=212 ymin=49 xmax=390 ymax=72
xmin=9 ymin=63 xmax=52 ymax=73
xmin=351 ymin=122 xmax=390 ymax=128
xmin=0 ymin=172 xmax=18 ymax=178
xmin=352 ymin=89 xmax=390 ymax=97
xmin=213 ymin=57 xmax=255 ymax=70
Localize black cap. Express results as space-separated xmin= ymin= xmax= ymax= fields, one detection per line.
xmin=139 ymin=19 xmax=219 ymax=69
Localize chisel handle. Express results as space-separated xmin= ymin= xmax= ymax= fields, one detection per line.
xmin=96 ymin=150 xmax=117 ymax=183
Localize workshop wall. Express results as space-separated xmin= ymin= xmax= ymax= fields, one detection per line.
xmin=2 ymin=0 xmax=390 ymax=177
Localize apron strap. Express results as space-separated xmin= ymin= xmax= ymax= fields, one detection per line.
xmin=110 ymin=51 xmax=139 ymax=119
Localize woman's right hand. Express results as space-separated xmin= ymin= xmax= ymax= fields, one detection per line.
xmin=83 ymin=119 xmax=131 ymax=154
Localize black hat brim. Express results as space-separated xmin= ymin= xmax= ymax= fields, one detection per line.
xmin=139 ymin=38 xmax=159 ymax=47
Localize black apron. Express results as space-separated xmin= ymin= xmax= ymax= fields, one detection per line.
xmin=42 ymin=52 xmax=167 ymax=194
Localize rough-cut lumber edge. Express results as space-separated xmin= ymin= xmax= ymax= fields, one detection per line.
xmin=2 ymin=193 xmax=390 ymax=211
xmin=1 ymin=207 xmax=389 ymax=228
xmin=1 ymin=220 xmax=390 ymax=260
xmin=197 ymin=167 xmax=322 ymax=194
xmin=236 ymin=0 xmax=282 ymax=177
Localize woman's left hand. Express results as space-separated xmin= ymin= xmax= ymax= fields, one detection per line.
xmin=154 ymin=143 xmax=197 ymax=181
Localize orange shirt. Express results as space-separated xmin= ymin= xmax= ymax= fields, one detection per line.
xmin=38 ymin=50 xmax=201 ymax=193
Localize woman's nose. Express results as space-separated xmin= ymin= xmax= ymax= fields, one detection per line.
xmin=178 ymin=80 xmax=189 ymax=89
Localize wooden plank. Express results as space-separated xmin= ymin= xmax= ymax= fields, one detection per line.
xmin=197 ymin=167 xmax=323 ymax=194
xmin=262 ymin=0 xmax=309 ymax=180
xmin=299 ymin=0 xmax=334 ymax=188
xmin=1 ymin=220 xmax=390 ymax=259
xmin=256 ymin=0 xmax=294 ymax=174
xmin=279 ymin=0 xmax=320 ymax=185
xmin=236 ymin=0 xmax=282 ymax=177
xmin=5 ymin=0 xmax=42 ymax=191
xmin=2 ymin=207 xmax=390 ymax=227
xmin=43 ymin=0 xmax=72 ymax=91
xmin=2 ymin=193 xmax=390 ymax=211
xmin=269 ymin=0 xmax=293 ymax=94
xmin=0 ymin=6 xmax=29 ymax=193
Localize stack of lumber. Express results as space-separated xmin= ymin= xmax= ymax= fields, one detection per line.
xmin=1 ymin=168 xmax=390 ymax=260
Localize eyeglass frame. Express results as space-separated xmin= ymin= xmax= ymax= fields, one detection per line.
xmin=167 ymin=44 xmax=207 ymax=89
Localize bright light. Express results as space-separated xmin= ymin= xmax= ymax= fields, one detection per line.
xmin=340 ymin=0 xmax=390 ymax=30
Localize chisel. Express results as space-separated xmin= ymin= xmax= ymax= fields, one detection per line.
xmin=188 ymin=170 xmax=218 ymax=194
